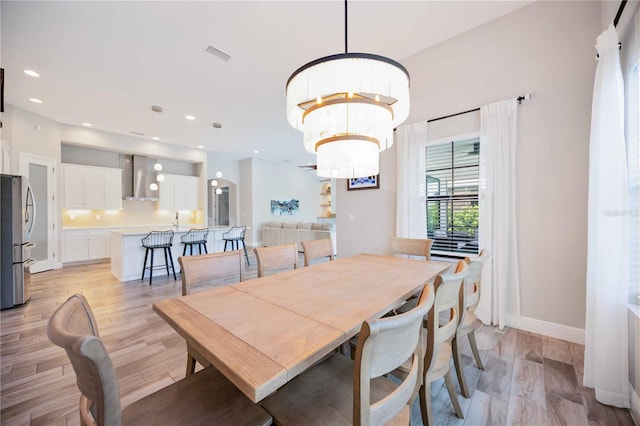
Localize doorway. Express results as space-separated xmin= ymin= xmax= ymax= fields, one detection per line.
xmin=208 ymin=178 xmax=237 ymax=227
xmin=19 ymin=154 xmax=56 ymax=273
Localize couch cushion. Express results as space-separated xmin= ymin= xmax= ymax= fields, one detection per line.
xmin=265 ymin=222 xmax=284 ymax=228
xmin=297 ymin=223 xmax=313 ymax=230
xmin=282 ymin=223 xmax=298 ymax=229
xmin=311 ymin=223 xmax=334 ymax=231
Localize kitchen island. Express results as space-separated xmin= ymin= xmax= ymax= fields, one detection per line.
xmin=110 ymin=226 xmax=236 ymax=282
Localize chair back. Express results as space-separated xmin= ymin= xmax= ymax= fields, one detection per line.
xmin=141 ymin=230 xmax=173 ymax=248
xmin=390 ymin=237 xmax=433 ymax=260
xmin=179 ymin=250 xmax=244 ymax=296
xmin=181 ymin=228 xmax=209 ymax=243
xmin=47 ymin=294 xmax=122 ymax=426
xmin=223 ymin=226 xmax=246 ymax=240
xmin=353 ymin=284 xmax=434 ymax=425
xmin=462 ymin=249 xmax=489 ymax=311
xmin=301 ymin=238 xmax=334 ymax=266
xmin=254 ymin=244 xmax=298 ymax=277
xmin=425 ymin=261 xmax=468 ymax=372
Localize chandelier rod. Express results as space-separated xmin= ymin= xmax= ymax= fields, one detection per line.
xmin=344 ymin=0 xmax=348 ymax=53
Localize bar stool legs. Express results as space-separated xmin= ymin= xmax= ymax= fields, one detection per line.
xmin=141 ymin=246 xmax=177 ymax=285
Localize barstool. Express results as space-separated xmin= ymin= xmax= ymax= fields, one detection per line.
xmin=222 ymin=226 xmax=249 ymax=266
xmin=141 ymin=230 xmax=177 ymax=285
xmin=181 ymin=228 xmax=209 ymax=256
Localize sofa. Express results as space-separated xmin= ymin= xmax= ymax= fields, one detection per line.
xmin=261 ymin=222 xmax=336 ymax=254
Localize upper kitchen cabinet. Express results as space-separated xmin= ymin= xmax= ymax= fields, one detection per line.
xmin=158 ymin=173 xmax=199 ymax=211
xmin=63 ymin=164 xmax=123 ymax=210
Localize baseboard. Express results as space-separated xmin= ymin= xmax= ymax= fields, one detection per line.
xmin=507 ymin=315 xmax=585 ymax=345
xmin=631 ymin=385 xmax=640 ymax=426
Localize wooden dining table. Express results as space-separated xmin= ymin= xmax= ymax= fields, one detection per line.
xmin=153 ymin=253 xmax=450 ymax=403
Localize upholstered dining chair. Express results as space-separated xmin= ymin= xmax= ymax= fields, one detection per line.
xmin=452 ymin=249 xmax=489 ymax=398
xmin=262 ymin=283 xmax=435 ymax=426
xmin=301 ymin=238 xmax=334 ymax=266
xmin=179 ymin=250 xmax=244 ymax=377
xmin=47 ymin=294 xmax=271 ymax=426
xmin=254 ymin=243 xmax=298 ymax=277
xmin=390 ymin=236 xmax=434 ymax=260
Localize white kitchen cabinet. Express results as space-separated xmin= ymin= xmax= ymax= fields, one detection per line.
xmin=62 ymin=164 xmax=122 ymax=209
xmin=158 ymin=173 xmax=199 ymax=211
xmin=64 ymin=229 xmax=111 ymax=262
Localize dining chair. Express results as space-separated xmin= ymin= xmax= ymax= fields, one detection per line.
xmin=419 ymin=260 xmax=468 ymax=426
xmin=452 ymin=249 xmax=489 ymax=398
xmin=253 ymin=243 xmax=298 ymax=277
xmin=262 ymin=283 xmax=435 ymax=426
xmin=301 ymin=238 xmax=334 ymax=266
xmin=179 ymin=250 xmax=244 ymax=377
xmin=390 ymin=236 xmax=434 ymax=260
xmin=393 ymin=260 xmax=468 ymax=426
xmin=47 ymin=294 xmax=272 ymax=426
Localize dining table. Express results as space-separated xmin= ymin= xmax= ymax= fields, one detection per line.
xmin=153 ymin=253 xmax=450 ymax=403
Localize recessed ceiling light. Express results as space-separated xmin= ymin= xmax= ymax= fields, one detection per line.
xmin=82 ymin=122 xmax=92 ymax=127
xmin=197 ymin=145 xmax=204 ymax=149
xmin=23 ymin=69 xmax=40 ymax=78
xmin=152 ymin=136 xmax=160 ymax=141
xmin=253 ymin=150 xmax=260 ymax=154
xmin=185 ymin=115 xmax=195 ymax=121
xmin=29 ymin=98 xmax=43 ymax=104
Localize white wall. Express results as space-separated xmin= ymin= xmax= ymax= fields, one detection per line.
xmin=336 ymin=1 xmax=600 ymax=331
xmin=240 ymin=157 xmax=323 ymax=244
xmin=336 ymin=147 xmax=397 ymax=257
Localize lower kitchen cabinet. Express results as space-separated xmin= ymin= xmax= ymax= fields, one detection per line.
xmin=64 ymin=229 xmax=111 ymax=263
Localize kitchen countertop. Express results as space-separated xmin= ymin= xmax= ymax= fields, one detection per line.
xmin=110 ymin=226 xmax=234 ymax=236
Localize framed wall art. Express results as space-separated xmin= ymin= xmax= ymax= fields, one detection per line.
xmin=347 ymin=174 xmax=380 ymax=191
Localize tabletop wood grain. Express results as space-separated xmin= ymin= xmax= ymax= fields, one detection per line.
xmin=153 ymin=253 xmax=450 ymax=402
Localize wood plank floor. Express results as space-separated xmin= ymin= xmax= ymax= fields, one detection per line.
xmin=0 ymin=254 xmax=634 ymax=425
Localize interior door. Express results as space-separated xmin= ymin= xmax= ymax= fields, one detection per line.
xmin=20 ymin=154 xmax=56 ymax=273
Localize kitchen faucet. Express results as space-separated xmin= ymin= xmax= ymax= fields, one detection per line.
xmin=174 ymin=211 xmax=179 ymax=230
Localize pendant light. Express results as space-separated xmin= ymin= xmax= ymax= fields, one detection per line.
xmin=286 ymin=0 xmax=410 ymax=178
xmin=149 ymin=106 xmax=164 ymax=191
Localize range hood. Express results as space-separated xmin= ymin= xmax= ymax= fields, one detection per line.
xmin=120 ymin=154 xmax=158 ymax=201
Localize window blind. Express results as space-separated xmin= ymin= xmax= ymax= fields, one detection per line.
xmin=425 ymin=137 xmax=479 ymax=255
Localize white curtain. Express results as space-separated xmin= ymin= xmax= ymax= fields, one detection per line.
xmin=476 ymin=99 xmax=521 ymax=330
xmin=396 ymin=122 xmax=428 ymax=238
xmin=583 ymin=23 xmax=630 ymax=408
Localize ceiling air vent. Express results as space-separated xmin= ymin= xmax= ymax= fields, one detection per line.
xmin=206 ymin=45 xmax=231 ymax=61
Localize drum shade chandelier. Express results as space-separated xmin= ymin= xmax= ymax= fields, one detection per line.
xmin=286 ymin=1 xmax=410 ymax=178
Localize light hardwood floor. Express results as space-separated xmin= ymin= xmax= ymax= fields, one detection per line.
xmin=0 ymin=255 xmax=634 ymax=425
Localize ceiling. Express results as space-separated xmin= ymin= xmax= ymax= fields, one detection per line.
xmin=1 ymin=1 xmax=531 ymax=165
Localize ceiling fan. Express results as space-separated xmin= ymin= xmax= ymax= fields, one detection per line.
xmin=298 ymin=164 xmax=317 ymax=171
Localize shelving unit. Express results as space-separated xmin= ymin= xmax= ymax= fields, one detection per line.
xmin=319 ymin=182 xmax=334 ymax=218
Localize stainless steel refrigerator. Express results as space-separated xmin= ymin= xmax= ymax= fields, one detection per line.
xmin=1 ymin=174 xmax=36 ymax=309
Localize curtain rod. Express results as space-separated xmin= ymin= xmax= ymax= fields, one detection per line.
xmin=614 ymin=0 xmax=627 ymax=27
xmin=426 ymin=94 xmax=530 ymax=124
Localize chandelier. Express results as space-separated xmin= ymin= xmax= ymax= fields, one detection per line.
xmin=286 ymin=1 xmax=410 ymax=178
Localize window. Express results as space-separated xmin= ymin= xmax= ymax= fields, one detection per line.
xmin=424 ymin=136 xmax=479 ymax=255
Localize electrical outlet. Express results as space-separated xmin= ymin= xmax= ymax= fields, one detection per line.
xmin=69 ymin=214 xmax=75 ymax=221
xmin=96 ymin=214 xmax=101 ymax=221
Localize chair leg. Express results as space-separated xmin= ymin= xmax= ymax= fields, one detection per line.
xmin=189 ymin=244 xmax=193 ymax=255
xmin=149 ymin=248 xmax=154 ymax=286
xmin=203 ymin=242 xmax=208 ymax=254
xmin=141 ymin=248 xmax=149 ymax=281
xmin=186 ymin=353 xmax=196 ymax=378
xmin=444 ymin=368 xmax=464 ymax=418
xmin=241 ymin=240 xmax=249 ymax=266
xmin=168 ymin=247 xmax=177 ymax=280
xmin=452 ymin=335 xmax=471 ymax=398
xmin=223 ymin=240 xmax=228 ymax=251
xmin=163 ymin=247 xmax=171 ymax=277
xmin=182 ymin=244 xmax=187 ymax=256
xmin=419 ymin=383 xmax=434 ymax=426
xmin=468 ymin=330 xmax=485 ymax=370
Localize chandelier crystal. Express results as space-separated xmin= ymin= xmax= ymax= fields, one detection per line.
xmin=286 ymin=3 xmax=410 ymax=178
